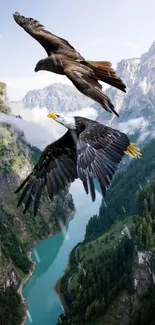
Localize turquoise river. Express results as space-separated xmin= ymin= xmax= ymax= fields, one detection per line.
xmin=23 ymin=180 xmax=102 ymax=325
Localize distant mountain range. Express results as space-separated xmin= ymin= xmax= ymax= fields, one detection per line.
xmin=11 ymin=83 xmax=94 ymax=113
xmin=10 ymin=41 xmax=155 ymax=145
xmin=96 ymin=41 xmax=155 ymax=145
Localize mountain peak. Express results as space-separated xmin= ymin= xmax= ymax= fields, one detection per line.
xmin=11 ymin=82 xmax=94 ymax=112
xmin=148 ymin=40 xmax=155 ymax=54
xmin=141 ymin=41 xmax=155 ymax=62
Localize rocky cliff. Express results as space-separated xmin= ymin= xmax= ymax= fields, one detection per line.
xmin=56 ymin=218 xmax=155 ymax=325
xmin=11 ymin=82 xmax=93 ymax=112
xmin=95 ymin=251 xmax=155 ymax=325
xmin=0 ymin=83 xmax=75 ymax=325
xmin=10 ymin=42 xmax=155 ymax=147
xmin=96 ymin=42 xmax=155 ymax=145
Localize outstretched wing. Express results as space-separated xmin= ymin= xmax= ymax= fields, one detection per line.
xmin=64 ymin=63 xmax=118 ymax=116
xmin=13 ymin=12 xmax=79 ymax=56
xmin=15 ymin=131 xmax=77 ymax=216
xmin=76 ymin=123 xmax=130 ymax=201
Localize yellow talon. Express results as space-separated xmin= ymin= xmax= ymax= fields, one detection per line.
xmin=124 ymin=142 xmax=142 ymax=159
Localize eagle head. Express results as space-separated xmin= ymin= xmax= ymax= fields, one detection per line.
xmin=47 ymin=112 xmax=76 ymax=130
xmin=34 ymin=59 xmax=46 ymax=72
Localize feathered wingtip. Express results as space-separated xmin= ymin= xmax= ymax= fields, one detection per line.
xmin=13 ymin=12 xmax=45 ymax=29
xmin=124 ymin=142 xmax=142 ymax=159
xmin=13 ymin=12 xmax=24 ymax=26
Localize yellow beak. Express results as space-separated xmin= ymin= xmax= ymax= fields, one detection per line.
xmin=47 ymin=112 xmax=57 ymax=119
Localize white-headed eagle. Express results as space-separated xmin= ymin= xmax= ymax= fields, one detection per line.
xmin=15 ymin=114 xmax=141 ymax=216
xmin=13 ymin=12 xmax=126 ymax=117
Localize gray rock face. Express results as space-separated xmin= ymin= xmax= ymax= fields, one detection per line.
xmin=10 ymin=41 xmax=155 ymax=146
xmin=96 ymin=42 xmax=155 ymax=145
xmin=11 ymin=83 xmax=93 ymax=113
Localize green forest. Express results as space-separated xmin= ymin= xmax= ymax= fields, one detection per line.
xmin=0 ymin=285 xmax=24 ymax=325
xmin=0 ymin=105 xmax=75 ymax=324
xmin=85 ymin=138 xmax=155 ymax=240
xmin=57 ymin=139 xmax=155 ymax=325
xmin=0 ymin=217 xmax=31 ymax=274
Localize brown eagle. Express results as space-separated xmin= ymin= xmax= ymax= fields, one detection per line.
xmin=13 ymin=12 xmax=126 ymax=117
xmin=15 ymin=113 xmax=141 ymax=216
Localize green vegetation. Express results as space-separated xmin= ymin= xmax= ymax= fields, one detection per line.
xmin=0 ymin=285 xmax=24 ymax=325
xmin=59 ymin=218 xmax=135 ymax=325
xmin=131 ymin=286 xmax=155 ymax=325
xmin=0 ymin=81 xmax=76 ymax=325
xmin=86 ymin=138 xmax=155 ymax=240
xmin=0 ymin=102 xmax=11 ymax=114
xmin=51 ymin=190 xmax=75 ymax=229
xmin=0 ymin=217 xmax=31 ymax=274
xmin=0 ymin=82 xmax=11 ymax=114
xmin=0 ymin=82 xmax=6 ymax=96
xmin=57 ymin=139 xmax=155 ymax=325
xmin=0 ymin=81 xmax=6 ymax=90
xmin=28 ymin=144 xmax=42 ymax=165
xmin=136 ymin=179 xmax=155 ymax=250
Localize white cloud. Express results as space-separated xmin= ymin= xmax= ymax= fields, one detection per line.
xmin=0 ymin=104 xmax=98 ymax=151
xmin=0 ymin=112 xmax=59 ymax=150
xmin=138 ymin=131 xmax=150 ymax=143
xmin=1 ymin=72 xmax=72 ymax=101
xmin=70 ymin=106 xmax=98 ymax=120
xmin=117 ymin=117 xmax=149 ymax=135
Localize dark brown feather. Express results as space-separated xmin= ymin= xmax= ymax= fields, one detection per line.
xmin=64 ymin=62 xmax=119 ymax=116
xmin=86 ymin=61 xmax=126 ymax=92
xmin=13 ymin=12 xmax=126 ymax=114
xmin=13 ymin=12 xmax=82 ymax=58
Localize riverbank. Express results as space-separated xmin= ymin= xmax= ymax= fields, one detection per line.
xmin=54 ymin=248 xmax=73 ymax=315
xmin=17 ymin=252 xmax=36 ymax=325
xmin=28 ymin=209 xmax=76 ymax=250
xmin=18 ymin=209 xmax=76 ymax=325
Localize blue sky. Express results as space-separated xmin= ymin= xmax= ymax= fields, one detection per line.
xmin=1 ymin=0 xmax=155 ymax=100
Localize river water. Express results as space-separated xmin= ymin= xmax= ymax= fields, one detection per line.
xmin=23 ymin=180 xmax=102 ymax=325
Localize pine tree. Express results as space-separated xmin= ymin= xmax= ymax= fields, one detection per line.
xmin=147 ymin=224 xmax=154 ymax=248
xmin=137 ymin=223 xmax=143 ymax=248
xmin=143 ymin=198 xmax=149 ymax=219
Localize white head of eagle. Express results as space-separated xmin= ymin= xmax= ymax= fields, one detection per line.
xmin=47 ymin=112 xmax=76 ymax=130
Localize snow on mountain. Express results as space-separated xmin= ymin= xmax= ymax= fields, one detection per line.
xmin=10 ymin=41 xmax=155 ymax=148
xmin=10 ymin=82 xmax=93 ymax=113
xmin=96 ymin=41 xmax=155 ymax=145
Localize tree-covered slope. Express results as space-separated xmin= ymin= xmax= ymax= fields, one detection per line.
xmin=0 ymin=83 xmax=75 ymax=325
xmin=86 ymin=138 xmax=155 ymax=240
xmin=56 ymin=139 xmax=155 ymax=325
xmin=0 ymin=82 xmax=10 ymax=114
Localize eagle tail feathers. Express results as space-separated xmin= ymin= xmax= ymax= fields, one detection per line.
xmin=86 ymin=60 xmax=126 ymax=93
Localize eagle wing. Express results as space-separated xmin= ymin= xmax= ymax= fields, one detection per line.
xmin=13 ymin=12 xmax=79 ymax=56
xmin=64 ymin=63 xmax=118 ymax=116
xmin=76 ymin=123 xmax=130 ymax=201
xmin=15 ymin=131 xmax=77 ymax=216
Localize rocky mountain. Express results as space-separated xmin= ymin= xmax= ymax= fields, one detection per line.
xmin=96 ymin=42 xmax=155 ymax=145
xmin=11 ymin=82 xmax=93 ymax=113
xmin=10 ymin=42 xmax=155 ymax=148
xmin=0 ymin=83 xmax=75 ymax=325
